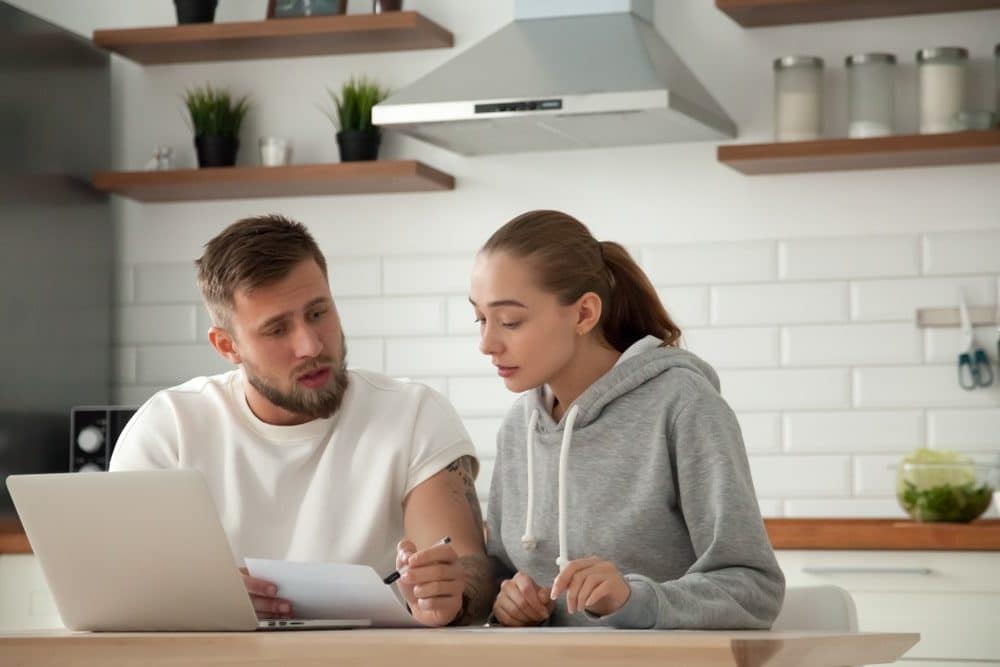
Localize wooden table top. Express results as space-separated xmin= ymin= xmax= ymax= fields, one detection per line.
xmin=0 ymin=628 xmax=920 ymax=667
xmin=6 ymin=517 xmax=999 ymax=554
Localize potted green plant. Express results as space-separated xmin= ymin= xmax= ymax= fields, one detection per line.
xmin=183 ymin=85 xmax=251 ymax=168
xmin=175 ymin=0 xmax=217 ymax=24
xmin=324 ymin=76 xmax=389 ymax=162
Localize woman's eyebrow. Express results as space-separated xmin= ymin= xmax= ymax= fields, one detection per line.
xmin=468 ymin=297 xmax=528 ymax=308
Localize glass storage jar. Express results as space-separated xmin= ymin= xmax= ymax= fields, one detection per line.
xmin=917 ymin=47 xmax=968 ymax=134
xmin=774 ymin=56 xmax=824 ymax=141
xmin=846 ymin=53 xmax=896 ymax=138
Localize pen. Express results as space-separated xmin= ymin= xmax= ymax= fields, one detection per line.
xmin=382 ymin=536 xmax=451 ymax=585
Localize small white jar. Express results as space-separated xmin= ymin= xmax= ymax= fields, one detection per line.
xmin=259 ymin=137 xmax=291 ymax=167
xmin=917 ymin=47 xmax=968 ymax=134
xmin=846 ymin=53 xmax=896 ymax=138
xmin=774 ymin=56 xmax=824 ymax=142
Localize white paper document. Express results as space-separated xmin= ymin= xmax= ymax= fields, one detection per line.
xmin=245 ymin=558 xmax=423 ymax=628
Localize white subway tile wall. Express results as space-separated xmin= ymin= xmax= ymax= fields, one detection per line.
xmin=925 ymin=326 xmax=996 ymax=364
xmin=734 ymin=413 xmax=781 ymax=454
xmin=655 ymin=287 xmax=711 ymax=328
xmin=850 ymin=276 xmax=995 ymax=322
xmin=928 ymin=409 xmax=1000 ymax=451
xmin=779 ymin=236 xmax=920 ymax=280
xmin=327 ymin=258 xmax=381 ymax=297
xmin=643 ymin=241 xmax=776 ymax=285
xmin=684 ymin=327 xmax=780 ymax=368
xmin=711 ymin=282 xmax=850 ymax=325
xmin=781 ymin=323 xmax=922 ymax=367
xmin=113 ymin=230 xmax=1000 ymax=517
xmin=338 ymin=297 xmax=445 ymax=337
xmin=923 ymin=231 xmax=1000 ymax=275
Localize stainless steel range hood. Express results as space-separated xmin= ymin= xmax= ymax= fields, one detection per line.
xmin=372 ymin=0 xmax=737 ymax=156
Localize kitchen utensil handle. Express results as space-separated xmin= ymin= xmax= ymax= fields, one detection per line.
xmin=958 ymin=352 xmax=976 ymax=390
xmin=973 ymin=349 xmax=994 ymax=387
xmin=802 ymin=567 xmax=933 ymax=575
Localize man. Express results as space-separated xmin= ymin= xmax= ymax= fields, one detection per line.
xmin=110 ymin=215 xmax=493 ymax=627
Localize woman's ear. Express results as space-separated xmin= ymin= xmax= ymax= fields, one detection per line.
xmin=209 ymin=326 xmax=242 ymax=365
xmin=574 ymin=292 xmax=603 ymax=336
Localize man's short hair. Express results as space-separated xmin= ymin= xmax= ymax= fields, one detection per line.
xmin=196 ymin=214 xmax=328 ymax=327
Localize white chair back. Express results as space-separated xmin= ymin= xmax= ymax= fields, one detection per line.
xmin=771 ymin=585 xmax=858 ymax=632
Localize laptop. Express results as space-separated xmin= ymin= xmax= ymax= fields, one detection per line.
xmin=6 ymin=469 xmax=370 ymax=632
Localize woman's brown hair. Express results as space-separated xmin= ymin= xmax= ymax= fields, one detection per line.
xmin=481 ymin=210 xmax=681 ymax=351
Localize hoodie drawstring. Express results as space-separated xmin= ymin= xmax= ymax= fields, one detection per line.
xmin=520 ymin=409 xmax=539 ymax=551
xmin=521 ymin=404 xmax=580 ymax=574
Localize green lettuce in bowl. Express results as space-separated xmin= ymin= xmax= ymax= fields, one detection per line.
xmin=895 ymin=449 xmax=995 ymax=523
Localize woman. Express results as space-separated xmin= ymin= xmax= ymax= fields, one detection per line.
xmin=470 ymin=210 xmax=784 ymax=629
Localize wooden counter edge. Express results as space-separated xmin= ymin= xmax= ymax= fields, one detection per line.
xmin=0 ymin=628 xmax=921 ymax=667
xmin=765 ymin=518 xmax=1000 ymax=550
xmin=4 ymin=518 xmax=1000 ymax=554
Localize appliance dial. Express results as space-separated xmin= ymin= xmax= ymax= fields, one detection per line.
xmin=76 ymin=426 xmax=104 ymax=454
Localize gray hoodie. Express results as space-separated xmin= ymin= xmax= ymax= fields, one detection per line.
xmin=486 ymin=336 xmax=785 ymax=629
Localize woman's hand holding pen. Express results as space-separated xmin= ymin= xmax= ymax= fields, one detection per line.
xmin=550 ymin=557 xmax=631 ymax=616
xmin=395 ymin=538 xmax=465 ymax=626
xmin=492 ymin=572 xmax=554 ymax=626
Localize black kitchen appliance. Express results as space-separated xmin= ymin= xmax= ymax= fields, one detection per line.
xmin=70 ymin=407 xmax=138 ymax=473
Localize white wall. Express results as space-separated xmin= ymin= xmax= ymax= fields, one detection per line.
xmin=11 ymin=0 xmax=1000 ymax=517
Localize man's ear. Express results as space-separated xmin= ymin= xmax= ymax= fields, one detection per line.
xmin=575 ymin=292 xmax=603 ymax=336
xmin=208 ymin=326 xmax=242 ymax=365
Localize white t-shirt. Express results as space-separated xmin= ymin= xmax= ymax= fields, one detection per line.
xmin=110 ymin=368 xmax=476 ymax=576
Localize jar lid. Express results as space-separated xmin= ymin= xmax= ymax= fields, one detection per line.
xmin=773 ymin=55 xmax=824 ymax=70
xmin=845 ymin=52 xmax=897 ymax=66
xmin=916 ymin=47 xmax=969 ymax=63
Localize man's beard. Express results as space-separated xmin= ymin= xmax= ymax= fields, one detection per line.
xmin=243 ymin=343 xmax=350 ymax=420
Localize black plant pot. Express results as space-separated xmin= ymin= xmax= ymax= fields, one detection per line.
xmin=195 ymin=135 xmax=239 ymax=168
xmin=373 ymin=0 xmax=403 ymax=13
xmin=336 ymin=129 xmax=381 ymax=162
xmin=175 ymin=0 xmax=217 ymax=24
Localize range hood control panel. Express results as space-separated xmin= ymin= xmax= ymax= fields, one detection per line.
xmin=475 ymin=99 xmax=562 ymax=114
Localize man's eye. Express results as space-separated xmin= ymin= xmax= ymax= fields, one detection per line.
xmin=501 ymin=322 xmax=521 ymax=329
xmin=309 ymin=308 xmax=327 ymax=321
xmin=266 ymin=326 xmax=286 ymax=336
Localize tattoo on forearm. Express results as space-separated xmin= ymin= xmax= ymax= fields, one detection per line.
xmin=444 ymin=456 xmax=495 ymax=625
xmin=457 ymin=554 xmax=496 ymax=625
xmin=448 ymin=456 xmax=485 ymax=548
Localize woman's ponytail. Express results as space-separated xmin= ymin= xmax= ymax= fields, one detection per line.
xmin=599 ymin=241 xmax=681 ymax=350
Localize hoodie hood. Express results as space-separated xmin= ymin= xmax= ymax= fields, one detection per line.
xmin=529 ymin=335 xmax=720 ymax=432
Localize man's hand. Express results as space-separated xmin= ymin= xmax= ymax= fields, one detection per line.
xmin=395 ymin=539 xmax=465 ymax=627
xmin=492 ymin=571 xmax=554 ymax=626
xmin=239 ymin=566 xmax=293 ymax=619
xmin=550 ymin=557 xmax=631 ymax=616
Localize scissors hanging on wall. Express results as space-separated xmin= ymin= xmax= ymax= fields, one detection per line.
xmin=957 ymin=290 xmax=994 ymax=390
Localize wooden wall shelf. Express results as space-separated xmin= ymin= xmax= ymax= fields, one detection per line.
xmin=91 ymin=161 xmax=454 ymax=202
xmin=718 ymin=130 xmax=1000 ymax=174
xmin=716 ymin=0 xmax=1000 ymax=26
xmin=92 ymin=11 xmax=452 ymax=64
